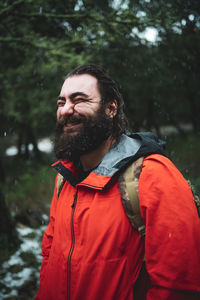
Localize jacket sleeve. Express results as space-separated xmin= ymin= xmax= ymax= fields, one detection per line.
xmin=39 ymin=175 xmax=58 ymax=282
xmin=139 ymin=154 xmax=200 ymax=300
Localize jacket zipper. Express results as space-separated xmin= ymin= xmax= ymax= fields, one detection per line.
xmin=67 ymin=187 xmax=78 ymax=300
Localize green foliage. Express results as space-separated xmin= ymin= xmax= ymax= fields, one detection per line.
xmin=20 ymin=251 xmax=38 ymax=268
xmin=4 ymin=160 xmax=55 ymax=218
xmin=166 ymin=133 xmax=200 ymax=193
xmin=192 ymin=177 xmax=200 ymax=195
xmin=1 ymin=0 xmax=200 ymax=149
xmin=0 ymin=189 xmax=20 ymax=264
xmin=0 ymin=234 xmax=19 ymax=265
xmin=0 ymin=0 xmax=199 ymax=158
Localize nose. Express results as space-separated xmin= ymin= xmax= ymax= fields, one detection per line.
xmin=59 ymin=100 xmax=75 ymax=116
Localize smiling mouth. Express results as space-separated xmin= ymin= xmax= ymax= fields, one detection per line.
xmin=63 ymin=122 xmax=83 ymax=131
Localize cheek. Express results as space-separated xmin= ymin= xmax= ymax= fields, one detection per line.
xmin=75 ymin=103 xmax=100 ymax=115
xmin=57 ymin=109 xmax=61 ymax=120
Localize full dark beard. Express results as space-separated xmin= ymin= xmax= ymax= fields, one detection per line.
xmin=54 ymin=106 xmax=113 ymax=161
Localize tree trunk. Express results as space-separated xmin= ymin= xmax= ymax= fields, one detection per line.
xmin=17 ymin=123 xmax=41 ymax=159
xmin=28 ymin=126 xmax=41 ymax=159
xmin=0 ymin=156 xmax=5 ymax=182
xmin=188 ymin=95 xmax=200 ymax=133
xmin=17 ymin=131 xmax=23 ymax=157
xmin=146 ymin=98 xmax=161 ymax=136
xmin=0 ymin=157 xmax=19 ymax=262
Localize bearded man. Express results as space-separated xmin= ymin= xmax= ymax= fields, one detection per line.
xmin=35 ymin=64 xmax=200 ymax=300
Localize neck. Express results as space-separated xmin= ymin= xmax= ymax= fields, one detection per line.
xmin=80 ymin=136 xmax=115 ymax=171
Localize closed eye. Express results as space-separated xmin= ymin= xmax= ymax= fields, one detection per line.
xmin=57 ymin=100 xmax=65 ymax=107
xmin=73 ymin=98 xmax=88 ymax=103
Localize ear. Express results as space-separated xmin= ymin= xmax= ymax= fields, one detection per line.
xmin=105 ymin=100 xmax=118 ymax=118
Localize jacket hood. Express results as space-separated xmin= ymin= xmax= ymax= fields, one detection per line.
xmin=52 ymin=132 xmax=165 ymax=186
xmin=93 ymin=132 xmax=165 ymax=177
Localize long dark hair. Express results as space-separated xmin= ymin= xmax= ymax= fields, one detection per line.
xmin=66 ymin=64 xmax=129 ymax=141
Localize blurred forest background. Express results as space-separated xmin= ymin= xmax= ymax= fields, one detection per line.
xmin=0 ymin=0 xmax=200 ymax=299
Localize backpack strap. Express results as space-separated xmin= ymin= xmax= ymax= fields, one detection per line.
xmin=56 ymin=173 xmax=66 ymax=199
xmin=118 ymin=157 xmax=145 ymax=237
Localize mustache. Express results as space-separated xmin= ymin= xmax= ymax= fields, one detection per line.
xmin=57 ymin=114 xmax=87 ymax=126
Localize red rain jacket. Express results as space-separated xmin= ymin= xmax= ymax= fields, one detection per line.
xmin=35 ymin=134 xmax=200 ymax=300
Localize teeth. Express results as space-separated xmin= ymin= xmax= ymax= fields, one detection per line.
xmin=65 ymin=122 xmax=80 ymax=126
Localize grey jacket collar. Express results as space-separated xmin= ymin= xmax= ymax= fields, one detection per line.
xmin=93 ymin=134 xmax=142 ymax=177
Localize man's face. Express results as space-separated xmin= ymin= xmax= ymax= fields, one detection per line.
xmin=56 ymin=74 xmax=102 ymax=135
xmin=54 ymin=74 xmax=114 ymax=161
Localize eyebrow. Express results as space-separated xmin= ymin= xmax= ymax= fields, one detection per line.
xmin=57 ymin=92 xmax=89 ymax=101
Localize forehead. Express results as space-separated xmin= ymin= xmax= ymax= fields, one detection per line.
xmin=60 ymin=74 xmax=100 ymax=97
